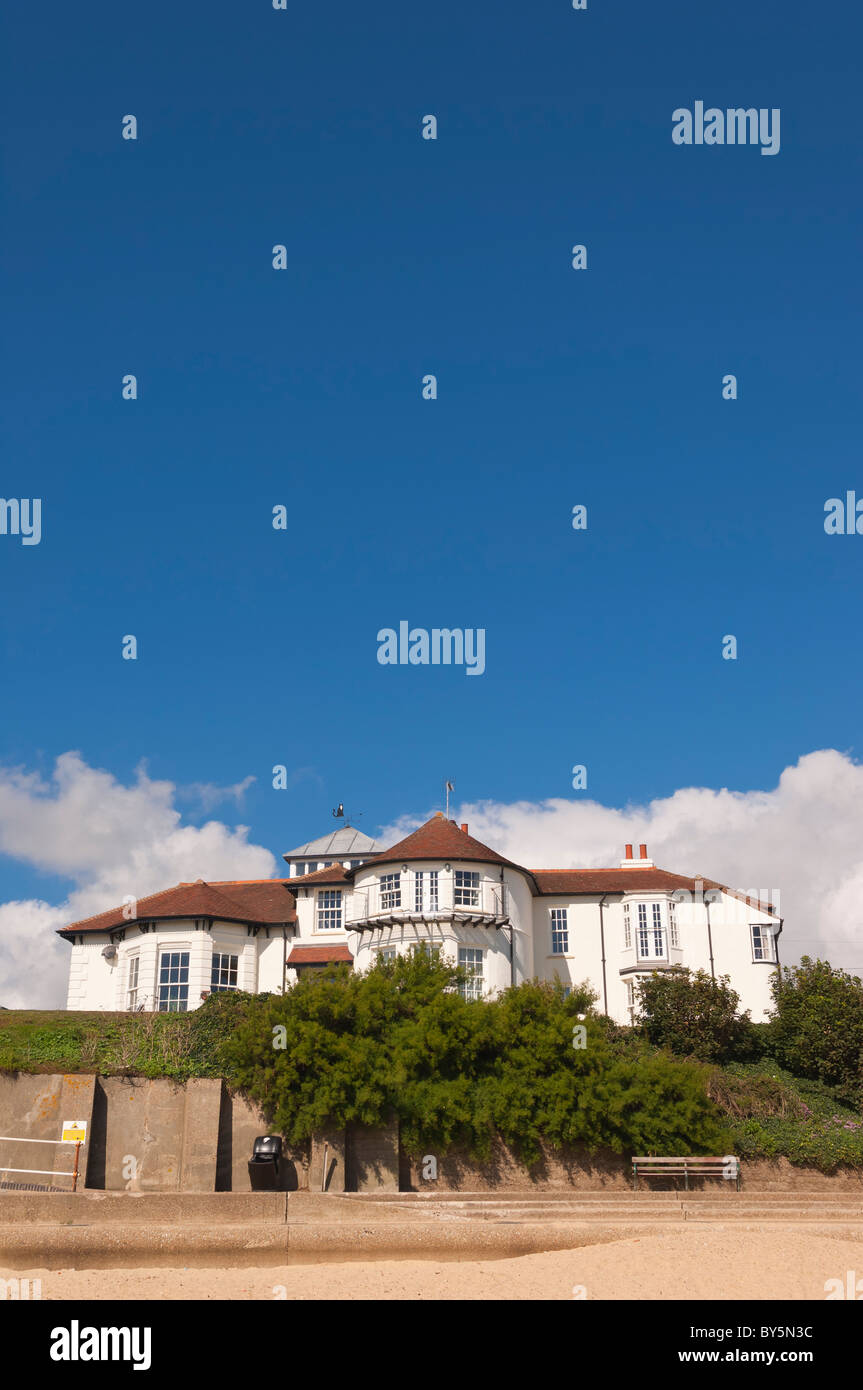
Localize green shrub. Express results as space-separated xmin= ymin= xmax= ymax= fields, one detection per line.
xmin=634 ymin=967 xmax=759 ymax=1063
xmin=767 ymin=957 xmax=863 ymax=1106
xmin=712 ymin=1061 xmax=863 ymax=1171
xmin=223 ymin=954 xmax=730 ymax=1164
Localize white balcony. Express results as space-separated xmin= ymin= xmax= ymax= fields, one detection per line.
xmin=346 ymin=878 xmax=509 ymax=930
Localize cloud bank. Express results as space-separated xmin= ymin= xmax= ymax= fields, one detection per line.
xmin=383 ymin=749 xmax=863 ymax=978
xmin=0 ymin=753 xmax=276 ymax=1008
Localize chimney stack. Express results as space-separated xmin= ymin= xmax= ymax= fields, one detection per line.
xmin=460 ymin=823 xmax=469 ymax=834
xmin=621 ymin=841 xmax=654 ymax=868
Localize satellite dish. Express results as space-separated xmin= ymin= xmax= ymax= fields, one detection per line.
xmin=101 ymin=944 xmax=117 ymax=960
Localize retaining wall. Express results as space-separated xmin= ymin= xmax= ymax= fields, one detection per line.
xmin=0 ymin=1074 xmax=95 ymax=1189
xmin=2 ymin=1075 xmax=861 ymax=1193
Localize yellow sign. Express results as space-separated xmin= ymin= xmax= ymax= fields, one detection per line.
xmin=61 ymin=1120 xmax=87 ymax=1144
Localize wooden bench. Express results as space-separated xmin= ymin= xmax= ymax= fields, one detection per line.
xmin=631 ymin=1155 xmax=741 ymax=1191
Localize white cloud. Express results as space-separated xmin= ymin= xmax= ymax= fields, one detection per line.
xmin=177 ymin=776 xmax=257 ymax=813
xmin=381 ymin=749 xmax=863 ymax=976
xmin=0 ymin=753 xmax=276 ymax=1009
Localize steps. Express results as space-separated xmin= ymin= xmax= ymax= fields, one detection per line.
xmin=337 ymin=1191 xmax=863 ymax=1224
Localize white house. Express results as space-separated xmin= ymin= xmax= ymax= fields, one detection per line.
xmin=59 ymin=814 xmax=782 ymax=1023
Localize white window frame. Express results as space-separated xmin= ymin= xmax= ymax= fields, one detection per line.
xmin=380 ymin=872 xmax=401 ymax=910
xmin=550 ymin=907 xmax=568 ymax=955
xmin=458 ymin=946 xmax=483 ymax=1000
xmin=157 ymin=950 xmax=190 ymax=1013
xmin=414 ymin=870 xmax=441 ymax=912
xmin=750 ymin=923 xmax=776 ymax=962
xmin=652 ymin=902 xmax=664 ymax=957
xmin=625 ymin=978 xmax=637 ymax=1022
xmin=454 ymin=870 xmax=480 ymax=907
xmin=637 ymin=903 xmax=650 ymax=957
xmin=211 ymin=951 xmax=239 ymax=992
xmin=636 ymin=902 xmax=666 ymax=959
xmin=126 ymin=954 xmax=140 ymax=1010
xmin=317 ymin=889 xmax=343 ymax=931
xmin=623 ymin=902 xmax=631 ymax=949
xmin=668 ymin=899 xmax=679 ymax=948
xmin=428 ymin=870 xmax=439 ymax=910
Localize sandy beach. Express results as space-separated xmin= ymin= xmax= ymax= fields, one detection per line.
xmin=5 ymin=1227 xmax=862 ymax=1300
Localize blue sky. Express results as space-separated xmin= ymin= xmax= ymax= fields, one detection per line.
xmin=2 ymin=0 xmax=862 ymax=910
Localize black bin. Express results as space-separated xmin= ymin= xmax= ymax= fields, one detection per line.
xmin=248 ymin=1134 xmax=282 ymax=1191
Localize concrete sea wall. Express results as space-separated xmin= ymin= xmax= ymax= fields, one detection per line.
xmin=1 ymin=1074 xmax=861 ymax=1193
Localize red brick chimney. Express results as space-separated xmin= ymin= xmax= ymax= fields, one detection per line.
xmin=460 ymin=823 xmax=469 ymax=834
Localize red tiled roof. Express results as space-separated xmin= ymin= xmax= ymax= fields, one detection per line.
xmin=206 ymin=880 xmax=298 ymax=922
xmin=360 ymin=816 xmax=528 ymax=874
xmin=532 ymin=869 xmax=778 ymax=915
xmin=58 ymin=878 xmax=297 ymax=937
xmin=533 ymin=868 xmax=697 ymax=894
xmin=287 ymin=944 xmax=353 ymax=965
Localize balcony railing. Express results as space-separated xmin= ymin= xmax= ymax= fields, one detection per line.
xmin=346 ymin=879 xmax=508 ymax=928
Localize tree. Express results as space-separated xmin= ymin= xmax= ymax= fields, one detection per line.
xmin=635 ymin=967 xmax=757 ymax=1063
xmin=223 ymin=955 xmax=730 ymax=1162
xmin=768 ymin=957 xmax=863 ymax=1105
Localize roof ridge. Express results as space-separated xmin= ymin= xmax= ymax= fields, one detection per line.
xmin=533 ymin=865 xmax=669 ymax=874
xmin=204 ymin=878 xmax=293 ymax=886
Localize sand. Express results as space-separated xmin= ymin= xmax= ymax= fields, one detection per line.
xmin=5 ymin=1228 xmax=863 ymax=1300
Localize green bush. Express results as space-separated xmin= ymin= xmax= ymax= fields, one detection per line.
xmin=767 ymin=957 xmax=863 ymax=1106
xmin=222 ymin=953 xmax=730 ymax=1164
xmin=635 ymin=967 xmax=760 ymax=1063
xmin=714 ymin=1061 xmax=863 ymax=1171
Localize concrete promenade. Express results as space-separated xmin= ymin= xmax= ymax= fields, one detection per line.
xmin=2 ymin=1190 xmax=863 ymax=1268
